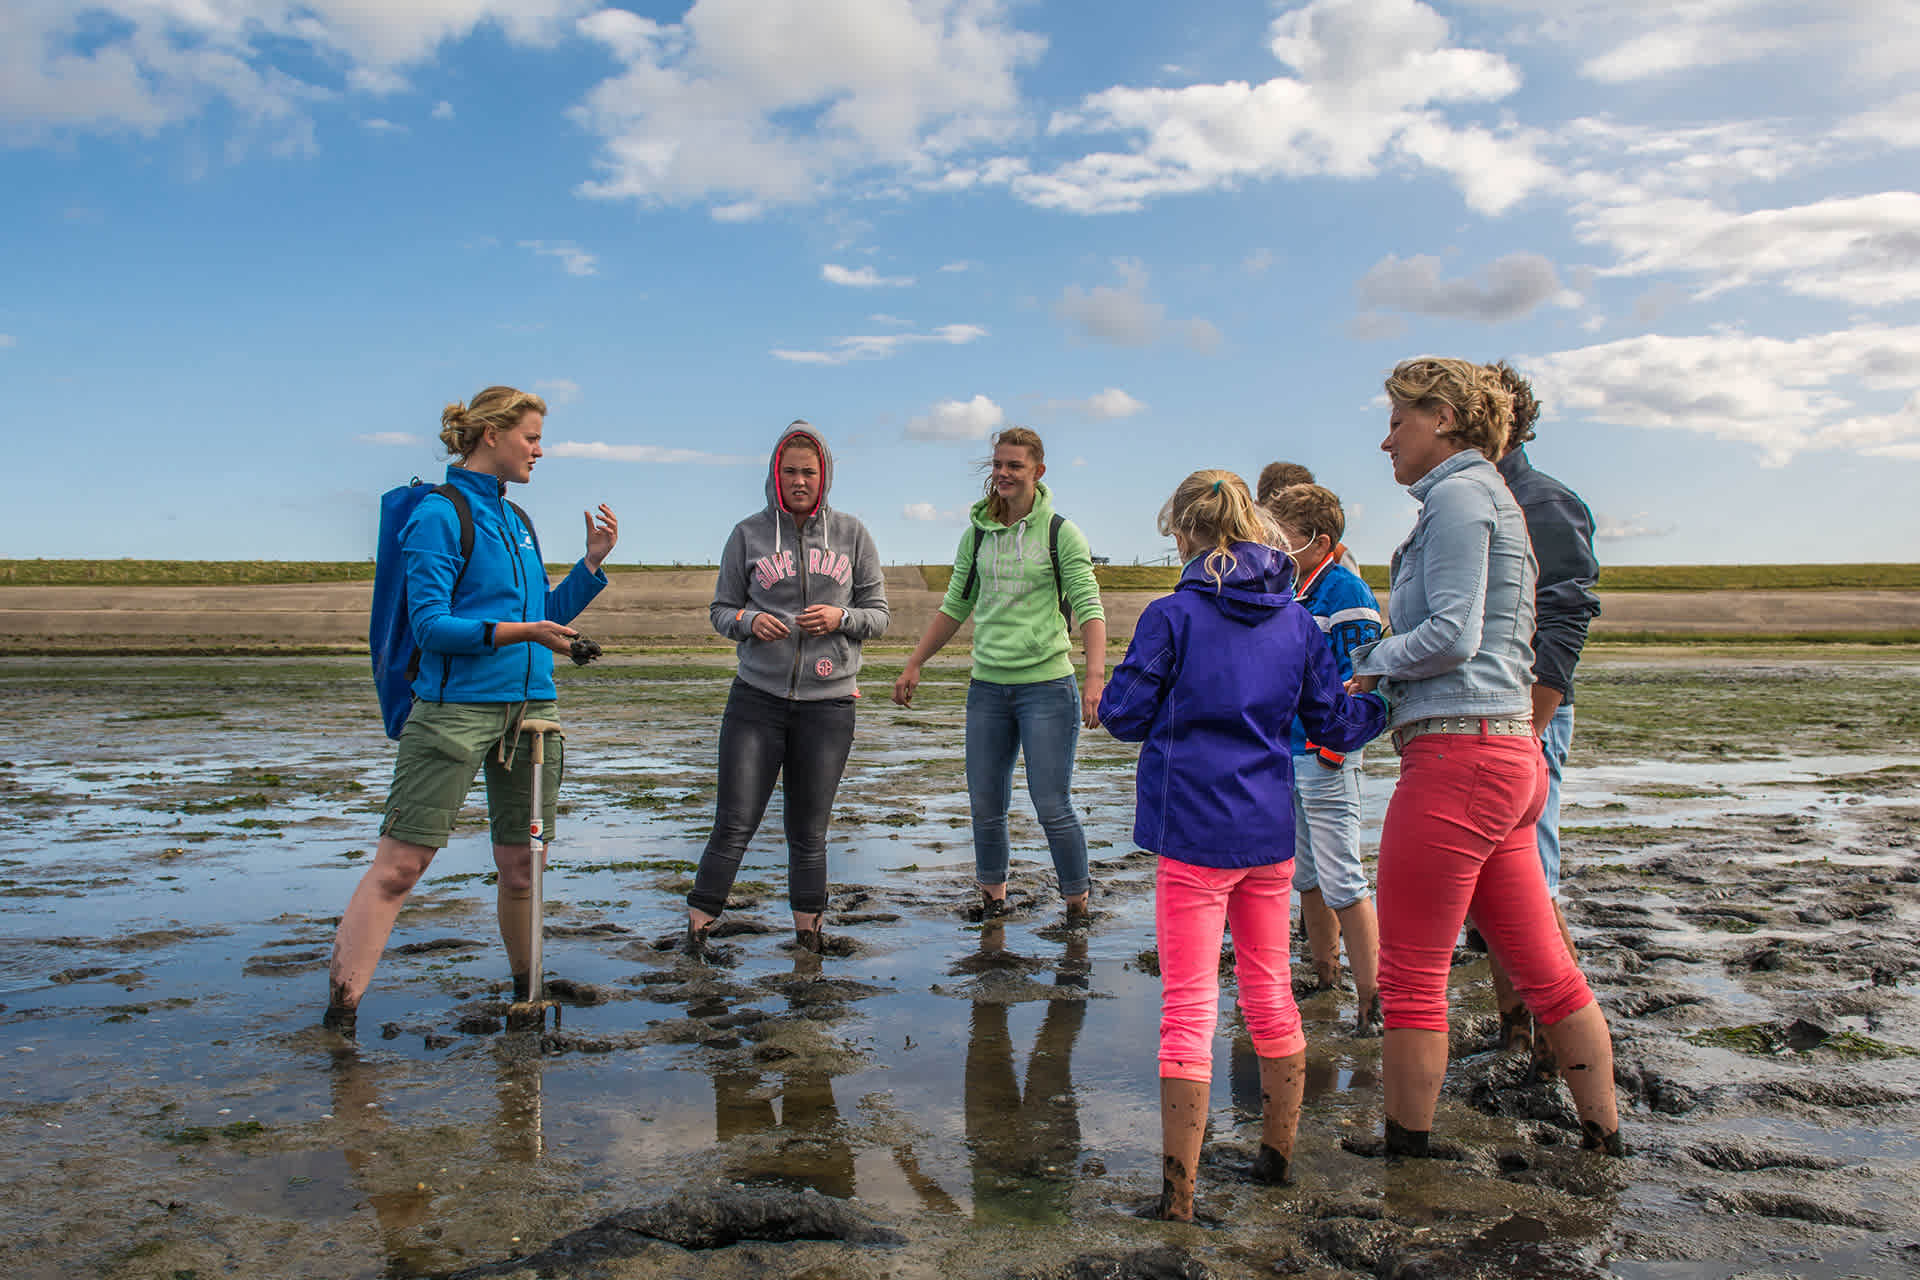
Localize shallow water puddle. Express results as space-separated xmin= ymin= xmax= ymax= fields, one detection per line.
xmin=1 ymin=655 xmax=1917 ymax=1279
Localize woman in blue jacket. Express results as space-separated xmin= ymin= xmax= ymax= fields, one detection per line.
xmin=1098 ymin=470 xmax=1387 ymax=1221
xmin=325 ymin=385 xmax=617 ymax=1032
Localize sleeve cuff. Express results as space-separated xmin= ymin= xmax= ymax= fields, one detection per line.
xmin=482 ymin=621 xmax=497 ymax=648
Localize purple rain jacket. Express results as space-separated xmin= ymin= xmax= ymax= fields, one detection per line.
xmin=1097 ymin=541 xmax=1389 ymax=868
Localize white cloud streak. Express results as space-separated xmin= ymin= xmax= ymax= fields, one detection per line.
xmin=545 ymin=441 xmax=754 ymax=464
xmin=1015 ymin=0 xmax=1553 ymax=216
xmin=357 ymin=431 xmax=421 ymax=446
xmin=772 ymin=323 xmax=986 ymax=366
xmin=905 ymin=394 xmax=1005 ymax=441
xmin=535 ymin=378 xmax=581 ymax=405
xmin=1524 ymin=325 xmax=1920 ymax=465
xmin=1356 ymin=251 xmax=1579 ymax=323
xmin=821 ymin=263 xmax=914 ymax=288
xmin=903 ymin=500 xmax=965 ymax=521
xmin=1594 ymin=512 xmax=1677 ymax=541
xmin=1047 ymin=388 xmax=1148 ymax=420
xmin=570 ymin=0 xmax=1045 ymax=215
xmin=520 ymin=240 xmax=599 ymax=277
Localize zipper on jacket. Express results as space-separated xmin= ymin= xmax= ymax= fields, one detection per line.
xmin=497 ymin=500 xmax=533 ymax=700
xmin=787 ymin=509 xmax=809 ymax=699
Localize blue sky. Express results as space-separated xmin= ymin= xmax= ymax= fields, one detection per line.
xmin=4 ymin=0 xmax=1918 ymax=568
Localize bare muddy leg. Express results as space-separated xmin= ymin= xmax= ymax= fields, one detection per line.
xmin=327 ymin=835 xmax=437 ymax=1017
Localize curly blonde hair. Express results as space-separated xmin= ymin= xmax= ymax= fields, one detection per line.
xmin=1159 ymin=470 xmax=1277 ymax=589
xmin=439 ymin=386 xmax=548 ymax=459
xmin=1383 ymin=357 xmax=1513 ymax=460
xmin=1486 ymin=360 xmax=1540 ymax=453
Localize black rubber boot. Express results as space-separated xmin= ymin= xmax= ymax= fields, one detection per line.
xmin=1580 ymin=1120 xmax=1628 ymax=1157
xmin=1384 ymin=1118 xmax=1431 ymax=1159
xmin=1249 ymin=1144 xmax=1293 ymax=1186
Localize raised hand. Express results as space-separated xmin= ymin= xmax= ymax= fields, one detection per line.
xmin=584 ymin=505 xmax=618 ymax=572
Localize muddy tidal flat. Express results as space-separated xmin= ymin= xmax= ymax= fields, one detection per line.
xmin=3 ymin=649 xmax=1919 ymax=1280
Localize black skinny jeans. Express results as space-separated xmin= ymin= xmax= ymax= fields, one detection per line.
xmin=687 ymin=679 xmax=856 ymax=917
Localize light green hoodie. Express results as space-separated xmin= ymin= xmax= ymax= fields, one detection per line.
xmin=937 ymin=481 xmax=1105 ymax=684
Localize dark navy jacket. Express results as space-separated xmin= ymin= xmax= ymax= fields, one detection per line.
xmin=1497 ymin=448 xmax=1600 ymax=703
xmin=404 ymin=464 xmax=606 ymax=705
xmin=1098 ymin=543 xmax=1388 ymax=868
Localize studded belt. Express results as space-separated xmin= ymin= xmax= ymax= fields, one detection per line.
xmin=1392 ymin=715 xmax=1535 ymax=755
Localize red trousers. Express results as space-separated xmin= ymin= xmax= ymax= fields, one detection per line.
xmin=1156 ymin=857 xmax=1305 ymax=1081
xmin=1377 ymin=734 xmax=1592 ymax=1033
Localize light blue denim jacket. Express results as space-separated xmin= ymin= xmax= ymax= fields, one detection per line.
xmin=1350 ymin=449 xmax=1537 ymax=730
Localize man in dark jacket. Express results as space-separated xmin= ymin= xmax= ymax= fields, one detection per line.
xmin=1487 ymin=361 xmax=1601 ymax=1063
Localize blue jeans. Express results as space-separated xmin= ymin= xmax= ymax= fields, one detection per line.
xmin=965 ymin=676 xmax=1090 ymax=897
xmin=1290 ymin=752 xmax=1369 ymax=910
xmin=1536 ymin=703 xmax=1575 ymax=897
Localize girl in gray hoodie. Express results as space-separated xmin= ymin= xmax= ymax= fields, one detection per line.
xmin=686 ymin=423 xmax=889 ymax=954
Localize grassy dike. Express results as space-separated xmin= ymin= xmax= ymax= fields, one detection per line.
xmin=8 ymin=559 xmax=1920 ymax=591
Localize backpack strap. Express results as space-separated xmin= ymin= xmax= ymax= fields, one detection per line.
xmin=408 ymin=485 xmax=478 ymax=681
xmin=1048 ymin=513 xmax=1067 ymax=621
xmin=959 ymin=526 xmax=989 ymax=600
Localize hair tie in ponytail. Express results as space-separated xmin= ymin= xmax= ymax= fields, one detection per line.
xmin=1210 ymin=479 xmax=1222 ymax=494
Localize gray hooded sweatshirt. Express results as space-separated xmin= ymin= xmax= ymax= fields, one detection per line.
xmin=710 ymin=422 xmax=889 ymax=700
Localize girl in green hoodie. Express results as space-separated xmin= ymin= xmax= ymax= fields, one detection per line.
xmin=892 ymin=427 xmax=1107 ymax=917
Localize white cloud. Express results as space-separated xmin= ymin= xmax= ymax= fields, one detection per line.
xmin=939 ymin=260 xmax=976 ymax=272
xmin=1594 ymin=511 xmax=1677 ymax=540
xmin=1463 ymin=1 xmax=1920 ymax=86
xmin=1576 ymin=191 xmax=1920 ymax=307
xmin=570 ymin=0 xmax=1046 ymax=214
xmin=535 ymin=378 xmax=581 ymax=405
xmin=1016 ymin=0 xmax=1552 ymax=216
xmin=773 ymin=323 xmax=986 ymax=366
xmin=356 ymin=431 xmax=420 ymax=446
xmin=906 ymin=394 xmax=1006 ymax=441
xmin=903 ymin=500 xmax=964 ymax=521
xmin=1056 ymin=259 xmax=1163 ymax=346
xmin=431 ymin=99 xmax=455 ymax=121
xmin=545 ymin=441 xmax=753 ymax=464
xmin=1243 ymin=248 xmax=1276 ymax=275
xmin=1523 ymin=326 xmax=1920 ymax=465
xmin=1185 ymin=316 xmax=1223 ymax=354
xmin=1047 ymin=388 xmax=1148 ymax=420
xmin=822 ymin=263 xmax=914 ymax=288
xmin=520 ymin=240 xmax=598 ymax=277
xmin=1355 ymin=251 xmax=1579 ymax=323
xmin=360 ymin=116 xmax=406 ymax=134
xmin=0 ymin=1 xmax=590 ymax=147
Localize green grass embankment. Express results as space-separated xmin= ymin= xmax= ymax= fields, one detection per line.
xmin=8 ymin=560 xmax=1920 ymax=591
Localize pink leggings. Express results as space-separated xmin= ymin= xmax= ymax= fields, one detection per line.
xmin=1377 ymin=733 xmax=1593 ymax=1032
xmin=1156 ymin=857 xmax=1305 ymax=1081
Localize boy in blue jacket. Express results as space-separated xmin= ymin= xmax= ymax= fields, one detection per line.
xmin=1266 ymin=484 xmax=1386 ymax=1035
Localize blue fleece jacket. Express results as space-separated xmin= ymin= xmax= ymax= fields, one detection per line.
xmin=404 ymin=464 xmax=607 ymax=705
xmin=1097 ymin=542 xmax=1388 ymax=868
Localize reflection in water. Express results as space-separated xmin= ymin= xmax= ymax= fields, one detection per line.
xmin=961 ymin=925 xmax=1088 ymax=1224
xmin=1229 ymin=1029 xmax=1376 ymax=1119
xmin=710 ymin=954 xmax=858 ymax=1199
xmin=327 ymin=1033 xmax=549 ymax=1277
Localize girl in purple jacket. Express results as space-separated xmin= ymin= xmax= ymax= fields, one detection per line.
xmin=1098 ymin=470 xmax=1388 ymax=1221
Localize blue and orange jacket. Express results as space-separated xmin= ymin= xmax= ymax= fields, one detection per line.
xmin=1289 ymin=554 xmax=1384 ymax=758
xmin=1097 ymin=542 xmax=1388 ymax=868
xmin=404 ymin=464 xmax=606 ymax=704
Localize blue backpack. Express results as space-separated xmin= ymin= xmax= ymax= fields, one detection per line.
xmin=370 ymin=479 xmax=538 ymax=740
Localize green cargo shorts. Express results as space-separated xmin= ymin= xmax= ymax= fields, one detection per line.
xmin=380 ymin=701 xmax=563 ymax=849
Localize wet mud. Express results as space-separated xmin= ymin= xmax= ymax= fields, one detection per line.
xmin=2 ymin=651 xmax=1918 ymax=1279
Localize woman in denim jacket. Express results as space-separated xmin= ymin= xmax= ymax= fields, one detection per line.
xmin=1348 ymin=358 xmax=1623 ymax=1160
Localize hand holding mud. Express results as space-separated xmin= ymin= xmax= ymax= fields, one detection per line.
xmin=567 ymin=635 xmax=602 ymax=666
